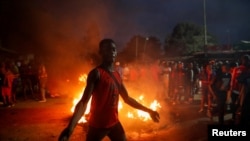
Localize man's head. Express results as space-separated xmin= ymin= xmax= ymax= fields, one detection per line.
xmin=99 ymin=39 xmax=117 ymax=63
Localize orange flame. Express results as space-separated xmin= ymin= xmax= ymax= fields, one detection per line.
xmin=124 ymin=95 xmax=161 ymax=121
xmin=71 ymin=74 xmax=161 ymax=123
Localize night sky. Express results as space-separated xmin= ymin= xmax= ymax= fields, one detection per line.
xmin=1 ymin=0 xmax=250 ymax=51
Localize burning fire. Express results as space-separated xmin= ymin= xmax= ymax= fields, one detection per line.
xmin=122 ymin=95 xmax=161 ymax=122
xmin=71 ymin=74 xmax=161 ymax=123
xmin=78 ymin=74 xmax=87 ymax=82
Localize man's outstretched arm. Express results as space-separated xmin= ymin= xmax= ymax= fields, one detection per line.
xmin=119 ymin=83 xmax=160 ymax=122
xmin=58 ymin=69 xmax=98 ymax=141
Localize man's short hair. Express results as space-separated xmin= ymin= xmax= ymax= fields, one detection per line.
xmin=99 ymin=39 xmax=115 ymax=51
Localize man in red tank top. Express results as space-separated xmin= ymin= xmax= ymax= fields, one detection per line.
xmin=59 ymin=39 xmax=160 ymax=141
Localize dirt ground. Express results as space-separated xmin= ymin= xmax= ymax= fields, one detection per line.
xmin=0 ymin=93 xmax=231 ymax=141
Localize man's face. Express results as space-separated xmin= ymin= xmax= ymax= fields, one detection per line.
xmin=101 ymin=42 xmax=117 ymax=63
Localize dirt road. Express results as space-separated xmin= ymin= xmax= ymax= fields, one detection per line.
xmin=0 ymin=94 xmax=218 ymax=141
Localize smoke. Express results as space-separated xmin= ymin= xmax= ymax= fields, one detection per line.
xmin=1 ymin=0 xmax=250 ymax=95
xmin=1 ymin=2 xmax=105 ymax=73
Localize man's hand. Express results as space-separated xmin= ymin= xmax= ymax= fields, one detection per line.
xmin=149 ymin=110 xmax=160 ymax=123
xmin=58 ymin=127 xmax=71 ymax=141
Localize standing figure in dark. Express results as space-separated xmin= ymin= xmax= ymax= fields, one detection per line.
xmin=185 ymin=62 xmax=195 ymax=103
xmin=10 ymin=60 xmax=20 ymax=103
xmin=58 ymin=39 xmax=160 ymax=141
xmin=1 ymin=62 xmax=15 ymax=107
xmin=229 ymin=55 xmax=248 ymax=123
xmin=236 ymin=54 xmax=250 ymax=125
xmin=210 ymin=63 xmax=231 ymax=125
xmin=168 ymin=62 xmax=177 ymax=100
xmin=198 ymin=63 xmax=216 ymax=119
xmin=37 ymin=61 xmax=48 ymax=102
xmin=19 ymin=59 xmax=34 ymax=99
xmin=172 ymin=62 xmax=186 ymax=105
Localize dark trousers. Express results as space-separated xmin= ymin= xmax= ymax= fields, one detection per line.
xmin=239 ymin=93 xmax=250 ymax=126
xmin=230 ymin=91 xmax=239 ymax=121
xmin=86 ymin=122 xmax=126 ymax=141
xmin=216 ymin=91 xmax=227 ymax=125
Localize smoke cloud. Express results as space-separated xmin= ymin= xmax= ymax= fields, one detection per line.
xmin=1 ymin=0 xmax=250 ymax=95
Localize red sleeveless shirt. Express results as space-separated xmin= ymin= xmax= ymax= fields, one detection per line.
xmin=88 ymin=67 xmax=122 ymax=128
xmin=231 ymin=65 xmax=247 ymax=92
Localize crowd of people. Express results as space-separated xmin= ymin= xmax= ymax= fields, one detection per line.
xmin=114 ymin=54 xmax=250 ymax=126
xmin=1 ymin=39 xmax=249 ymax=141
xmin=0 ymin=56 xmax=48 ymax=107
xmin=1 ymin=46 xmax=249 ymax=128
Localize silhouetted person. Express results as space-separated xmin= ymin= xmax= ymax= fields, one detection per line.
xmin=198 ymin=63 xmax=216 ymax=119
xmin=1 ymin=62 xmax=15 ymax=107
xmin=210 ymin=63 xmax=231 ymax=125
xmin=37 ymin=61 xmax=48 ymax=102
xmin=229 ymin=54 xmax=249 ymax=123
xmin=235 ymin=54 xmax=250 ymax=125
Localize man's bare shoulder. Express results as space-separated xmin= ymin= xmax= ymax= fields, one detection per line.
xmin=87 ymin=67 xmax=100 ymax=82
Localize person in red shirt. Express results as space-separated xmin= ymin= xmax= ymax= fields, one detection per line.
xmin=37 ymin=61 xmax=48 ymax=102
xmin=229 ymin=55 xmax=249 ymax=122
xmin=1 ymin=63 xmax=15 ymax=107
xmin=198 ymin=63 xmax=216 ymax=119
xmin=58 ymin=39 xmax=160 ymax=141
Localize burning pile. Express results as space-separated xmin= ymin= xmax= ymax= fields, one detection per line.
xmin=71 ymin=93 xmax=161 ymax=123
xmin=70 ymin=74 xmax=163 ymax=133
xmin=122 ymin=95 xmax=161 ymax=122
